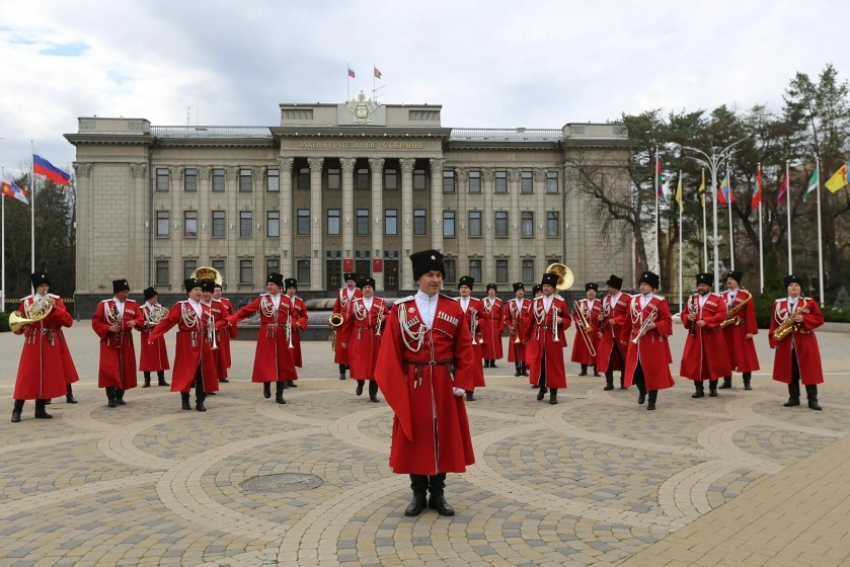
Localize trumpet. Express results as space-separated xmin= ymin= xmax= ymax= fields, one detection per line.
xmin=286 ymin=307 xmax=295 ymax=349
xmin=376 ymin=302 xmax=385 ymax=337
xmin=573 ymin=300 xmax=596 ymax=357
xmin=329 ymin=312 xmax=344 ymax=351
xmin=552 ymin=306 xmax=560 ymax=342
xmin=207 ymin=310 xmax=219 ymax=350
xmin=632 ymin=306 xmax=658 ymax=344
xmin=470 ymin=309 xmax=479 ymax=345
xmin=773 ymin=298 xmax=806 ymax=341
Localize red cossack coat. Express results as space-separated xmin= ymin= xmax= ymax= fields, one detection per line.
xmin=459 ymin=297 xmax=486 ymax=390
xmin=227 ymin=294 xmax=298 ymax=382
xmin=147 ymin=301 xmax=219 ymax=394
xmin=92 ymin=299 xmax=144 ymax=390
xmin=332 ymin=287 xmax=363 ymax=366
xmin=522 ymin=296 xmax=568 ymax=389
xmin=769 ymin=298 xmax=824 ymax=386
xmin=216 ymin=298 xmax=235 ymax=371
xmin=207 ymin=299 xmax=227 ymax=380
xmin=340 ymin=297 xmax=386 ymax=380
xmin=138 ymin=303 xmax=170 ymax=373
xmin=13 ymin=295 xmax=78 ymax=400
xmin=571 ymin=298 xmax=602 ymax=365
xmin=375 ymin=295 xmax=475 ymax=476
xmin=287 ymin=295 xmax=309 ymax=368
xmin=221 ymin=297 xmax=238 ymax=340
xmin=480 ymin=297 xmax=504 ymax=360
xmin=505 ymin=298 xmax=532 ymax=363
xmin=596 ymin=293 xmax=630 ymax=373
xmin=721 ymin=291 xmax=760 ymax=373
xmin=680 ymin=294 xmax=733 ymax=381
xmin=621 ymin=295 xmax=675 ymax=392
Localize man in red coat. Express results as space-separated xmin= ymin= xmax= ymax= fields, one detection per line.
xmin=680 ymin=273 xmax=732 ymax=398
xmin=11 ymin=272 xmax=79 ymax=422
xmin=92 ymin=279 xmax=143 ymax=408
xmin=720 ymin=270 xmax=760 ymax=391
xmin=596 ymin=275 xmax=630 ymax=391
xmin=375 ymin=250 xmax=475 ymax=518
xmin=332 ymin=272 xmax=362 ymax=380
xmin=457 ymin=276 xmax=486 ymax=401
xmin=527 ymin=284 xmax=543 ymax=388
xmin=769 ymin=275 xmax=824 ymax=410
xmin=139 ymin=287 xmax=170 ymax=388
xmin=200 ymin=280 xmax=224 ymax=389
xmin=505 ymin=283 xmax=531 ymax=377
xmin=147 ymin=278 xmax=219 ymax=411
xmin=523 ymin=273 xmax=568 ymax=405
xmin=340 ymin=277 xmax=386 ymax=403
xmin=480 ymin=283 xmax=504 ymax=367
xmin=284 ymin=278 xmax=308 ymax=388
xmin=224 ymin=273 xmax=298 ymax=403
xmin=621 ymin=272 xmax=675 ymax=411
xmin=572 ymin=282 xmax=602 ymax=377
xmin=214 ymin=284 xmax=237 ymax=370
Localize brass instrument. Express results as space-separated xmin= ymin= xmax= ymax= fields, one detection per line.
xmin=376 ymin=301 xmax=385 ymax=337
xmin=773 ymin=298 xmax=806 ymax=342
xmin=191 ymin=266 xmax=223 ymax=286
xmin=9 ymin=296 xmax=54 ymax=335
xmin=687 ymin=296 xmax=698 ymax=336
xmin=207 ymin=310 xmax=219 ymax=350
xmin=105 ymin=302 xmax=124 ymax=348
xmin=631 ymin=305 xmax=658 ymax=344
xmin=470 ymin=308 xmax=479 ymax=345
xmin=145 ymin=303 xmax=169 ymax=330
xmin=552 ymin=306 xmax=560 ymax=342
xmin=545 ymin=262 xmax=575 ymax=291
xmin=510 ymin=302 xmax=521 ymax=344
xmin=720 ymin=294 xmax=752 ymax=329
xmin=573 ymin=300 xmax=597 ymax=357
xmin=329 ymin=312 xmax=344 ymax=351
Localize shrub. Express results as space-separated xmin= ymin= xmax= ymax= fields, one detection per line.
xmin=0 ymin=311 xmax=9 ymax=333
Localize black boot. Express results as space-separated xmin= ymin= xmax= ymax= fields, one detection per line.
xmin=263 ymin=381 xmax=271 ymax=399
xmin=548 ymin=388 xmax=558 ymax=405
xmin=604 ymin=372 xmax=614 ymax=391
xmin=536 ymin=386 xmax=548 ymax=401
xmin=620 ymin=374 xmax=627 ymax=390
xmin=806 ymin=385 xmax=822 ymax=411
xmin=11 ymin=400 xmax=24 ymax=423
xmin=66 ymin=384 xmax=77 ymax=404
xmin=637 ymin=382 xmax=646 ymax=405
xmin=404 ymin=475 xmax=429 ymax=516
xmin=719 ymin=376 xmax=732 ymax=389
xmin=579 ymin=364 xmax=588 ymax=377
xmin=783 ymin=397 xmax=801 ymax=407
xmin=743 ymin=372 xmax=752 ymax=391
xmin=115 ymin=389 xmax=127 ymax=405
xmin=275 ymin=381 xmax=286 ymax=405
xmin=514 ymin=363 xmax=521 ymax=377
xmin=339 ymin=364 xmax=347 ymax=380
xmin=368 ymin=380 xmax=381 ymax=403
xmin=196 ymin=390 xmax=207 ymax=412
xmin=181 ymin=392 xmax=191 ymax=410
xmin=287 ymin=380 xmax=297 ymax=388
xmin=158 ymin=371 xmax=169 ymax=387
xmin=593 ymin=366 xmax=600 ymax=377
xmin=356 ymin=380 xmax=365 ymax=396
xmin=784 ymin=381 xmax=800 ymax=407
xmin=142 ymin=372 xmax=151 ymax=388
xmin=692 ymin=381 xmax=705 ymax=399
xmin=491 ymin=360 xmax=498 ymax=369
xmin=35 ymin=399 xmax=53 ymax=419
xmin=647 ymin=390 xmax=657 ymax=411
xmin=428 ymin=474 xmax=454 ymax=516
xmin=521 ymin=362 xmax=529 ymax=377
xmin=106 ymin=387 xmax=117 ymax=408
xmin=465 ymin=391 xmax=475 ymax=402
xmin=709 ymin=380 xmax=719 ymax=397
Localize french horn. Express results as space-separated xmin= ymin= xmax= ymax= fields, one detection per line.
xmin=9 ymin=296 xmax=54 ymax=335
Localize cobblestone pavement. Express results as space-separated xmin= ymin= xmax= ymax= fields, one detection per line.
xmin=1 ymin=326 xmax=849 ymax=567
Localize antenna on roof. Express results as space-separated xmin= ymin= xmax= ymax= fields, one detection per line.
xmin=187 ymin=106 xmax=194 ymax=126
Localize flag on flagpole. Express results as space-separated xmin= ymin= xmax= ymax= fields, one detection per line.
xmin=674 ymin=174 xmax=683 ymax=213
xmin=374 ymin=67 xmax=382 ymax=79
xmin=698 ymin=168 xmax=705 ymax=207
xmin=752 ymin=168 xmax=763 ymax=209
xmin=656 ymin=157 xmax=664 ymax=199
xmin=804 ymin=163 xmax=819 ymax=202
xmin=1 ymin=181 xmax=30 ymax=204
xmin=718 ymin=171 xmax=734 ymax=204
xmin=33 ymin=154 xmax=70 ymax=186
xmin=347 ymin=67 xmax=356 ymax=78
xmin=777 ymin=172 xmax=789 ymax=206
xmin=824 ymin=162 xmax=849 ymax=192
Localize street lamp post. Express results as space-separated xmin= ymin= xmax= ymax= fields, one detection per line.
xmin=682 ymin=138 xmax=749 ymax=293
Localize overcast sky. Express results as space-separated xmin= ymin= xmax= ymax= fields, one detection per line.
xmin=1 ymin=0 xmax=848 ymax=175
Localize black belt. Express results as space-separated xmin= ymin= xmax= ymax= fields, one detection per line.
xmin=536 ymin=326 xmax=554 ymax=330
xmin=403 ymin=358 xmax=455 ymax=387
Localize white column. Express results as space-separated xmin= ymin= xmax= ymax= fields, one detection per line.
xmin=197 ymin=166 xmax=210 ymax=270
xmin=73 ymin=163 xmax=93 ymax=292
xmin=482 ymin=168 xmax=494 ymax=284
xmin=400 ymin=158 xmax=415 ymax=291
xmin=277 ymin=157 xmax=294 ymax=277
xmin=340 ymin=157 xmax=355 ymax=262
xmin=369 ymin=158 xmax=385 ymax=291
xmin=253 ymin=166 xmax=265 ymax=282
xmin=307 ymin=157 xmax=324 ymax=291
xmin=534 ymin=168 xmax=546 ymax=283
xmin=170 ymin=166 xmax=182 ymax=287
xmin=430 ymin=158 xmax=444 ymax=252
xmin=226 ymin=166 xmax=239 ymax=287
xmin=509 ymin=168 xmax=521 ymax=283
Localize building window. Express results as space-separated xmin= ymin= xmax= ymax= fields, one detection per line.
xmin=184 ymin=211 xmax=198 ymax=238
xmin=385 ymin=209 xmax=398 ymax=235
xmin=297 ymin=168 xmax=310 ymax=190
xmin=547 ymin=171 xmax=559 ymax=193
xmin=495 ymin=171 xmax=508 ymax=193
xmin=297 ymin=259 xmax=310 ymax=284
xmin=156 ymin=211 xmax=169 ymax=237
xmin=413 ymin=169 xmax=426 ymax=190
xmin=328 ymin=168 xmax=340 ymax=190
xmin=184 ymin=168 xmax=197 ymax=191
xmin=356 ymin=168 xmax=369 ymax=190
xmin=444 ymin=259 xmax=457 ymax=283
xmin=496 ymin=259 xmax=508 ymax=283
xmin=212 ymin=211 xmax=226 ymax=238
xmin=156 ymin=260 xmax=169 ymax=285
xmin=385 ymin=169 xmax=397 ymax=190
xmin=267 ymin=211 xmax=280 ymax=238
xmin=521 ymin=171 xmax=533 ymax=194
xmin=413 ymin=209 xmax=427 ymax=236
xmin=495 ymin=211 xmax=508 ymax=237
xmin=356 ymin=209 xmax=370 ymax=236
xmin=443 ymin=170 xmax=455 ymax=193
xmin=328 ymin=208 xmax=340 ymax=235
xmin=468 ymin=211 xmax=481 ymax=237
xmin=267 ymin=169 xmax=279 ymax=192
xmin=266 ymin=258 xmax=280 ymax=274
xmin=240 ymin=260 xmax=253 ymax=284
xmin=470 ymin=259 xmax=482 ymax=283
xmin=468 ymin=171 xmax=481 ymax=193
xmin=522 ymin=260 xmax=535 ymax=282
xmin=212 ymin=169 xmax=225 ymax=192
xmin=297 ymin=209 xmax=310 ymax=235
xmin=239 ymin=211 xmax=253 ymax=238
xmin=212 ymin=260 xmax=225 ymax=284
xmin=443 ymin=211 xmax=455 ymax=237
xmin=239 ymin=169 xmax=252 ymax=192
xmin=156 ymin=168 xmax=169 ymax=191
xmin=184 ymin=260 xmax=197 ymax=281
xmin=547 ymin=211 xmax=560 ymax=237
xmin=521 ymin=211 xmax=534 ymax=237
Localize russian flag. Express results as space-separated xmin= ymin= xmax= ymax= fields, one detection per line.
xmin=347 ymin=67 xmax=356 ymax=78
xmin=33 ymin=154 xmax=71 ymax=186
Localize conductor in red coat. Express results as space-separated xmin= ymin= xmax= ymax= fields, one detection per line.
xmin=340 ymin=277 xmax=386 ymax=403
xmin=285 ymin=278 xmax=308 ymax=387
xmin=147 ymin=278 xmax=219 ymax=411
xmin=621 ymin=272 xmax=675 ymax=410
xmin=680 ymin=273 xmax=732 ymax=398
xmin=596 ymin=275 xmax=630 ymax=390
xmin=522 ymin=273 xmax=568 ymax=405
xmin=375 ymin=250 xmax=475 ymax=518
xmin=720 ymin=271 xmax=760 ymax=390
xmin=92 ymin=279 xmax=144 ymax=408
xmin=505 ymin=283 xmax=531 ymax=377
xmin=457 ymin=276 xmax=486 ymax=401
xmin=11 ymin=272 xmax=79 ymax=423
xmin=571 ymin=283 xmax=602 ymax=377
xmin=480 ymin=284 xmax=504 ymax=367
xmin=139 ymin=287 xmax=170 ymax=388
xmin=769 ymin=275 xmax=824 ymax=410
xmin=332 ymin=272 xmax=362 ymax=380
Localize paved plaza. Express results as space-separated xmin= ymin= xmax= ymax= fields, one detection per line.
xmin=1 ymin=325 xmax=849 ymax=567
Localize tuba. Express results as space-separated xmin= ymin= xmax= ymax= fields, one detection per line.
xmin=545 ymin=263 xmax=575 ymax=291
xmin=329 ymin=313 xmax=344 ymax=351
xmin=9 ymin=296 xmax=54 ymax=335
xmin=191 ymin=266 xmax=223 ymax=286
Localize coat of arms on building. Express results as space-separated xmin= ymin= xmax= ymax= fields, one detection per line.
xmin=346 ymin=91 xmax=378 ymax=125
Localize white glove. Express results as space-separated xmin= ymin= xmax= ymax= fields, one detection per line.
xmin=453 ymin=387 xmax=464 ymax=397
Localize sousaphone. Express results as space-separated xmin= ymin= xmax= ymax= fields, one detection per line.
xmin=545 ymin=262 xmax=574 ymax=291
xmin=191 ymin=266 xmax=223 ymax=286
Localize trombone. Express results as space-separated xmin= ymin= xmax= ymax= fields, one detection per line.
xmin=573 ymin=300 xmax=597 ymax=357
xmin=510 ymin=302 xmax=521 ymax=344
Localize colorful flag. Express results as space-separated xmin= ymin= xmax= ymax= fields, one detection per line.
xmin=698 ymin=169 xmax=705 ymax=207
xmin=824 ymin=163 xmax=849 ymax=193
xmin=777 ymin=172 xmax=789 ymax=206
xmin=33 ymin=154 xmax=71 ymax=186
xmin=674 ymin=175 xmax=683 ymax=213
xmin=752 ymin=168 xmax=763 ymax=209
xmin=1 ymin=181 xmax=30 ymax=204
xmin=656 ymin=156 xmax=664 ymax=199
xmin=374 ymin=67 xmax=382 ymax=79
xmin=347 ymin=67 xmax=356 ymax=78
xmin=804 ymin=163 xmax=819 ymax=202
xmin=718 ymin=171 xmax=734 ymax=204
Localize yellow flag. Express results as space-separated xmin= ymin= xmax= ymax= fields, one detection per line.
xmin=675 ymin=175 xmax=683 ymax=213
xmin=698 ymin=169 xmax=706 ymax=207
xmin=825 ymin=164 xmax=848 ymax=192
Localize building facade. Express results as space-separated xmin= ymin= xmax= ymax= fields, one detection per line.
xmin=66 ymin=94 xmax=633 ymax=315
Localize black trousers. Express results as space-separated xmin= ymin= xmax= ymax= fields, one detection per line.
xmin=409 ymin=473 xmax=447 ymax=495
xmin=633 ymin=362 xmax=647 ymax=396
xmin=606 ymin=343 xmax=625 ymax=378
xmin=789 ymin=349 xmax=801 ymax=399
xmin=143 ymin=371 xmax=165 ymax=381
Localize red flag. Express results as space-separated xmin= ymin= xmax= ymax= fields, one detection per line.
xmin=776 ymin=172 xmax=789 ymax=206
xmin=752 ymin=169 xmax=763 ymax=209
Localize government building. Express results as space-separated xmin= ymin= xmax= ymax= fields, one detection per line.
xmin=66 ymin=93 xmax=633 ymax=314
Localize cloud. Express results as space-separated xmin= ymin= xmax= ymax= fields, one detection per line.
xmin=39 ymin=41 xmax=89 ymax=56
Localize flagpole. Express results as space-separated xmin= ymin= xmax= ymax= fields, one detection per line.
xmin=758 ymin=163 xmax=764 ymax=294
xmin=654 ymin=148 xmax=660 ymax=277
xmin=347 ymin=63 xmax=350 ymax=100
xmin=701 ymin=168 xmax=708 ymax=272
xmin=372 ymin=62 xmax=375 ymax=101
xmin=726 ymin=167 xmax=735 ymax=270
xmin=30 ymin=141 xmax=35 ymax=286
xmin=678 ymin=170 xmax=683 ymax=314
xmin=815 ymin=156 xmax=824 ymax=306
xmin=786 ymin=160 xmax=792 ymax=274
